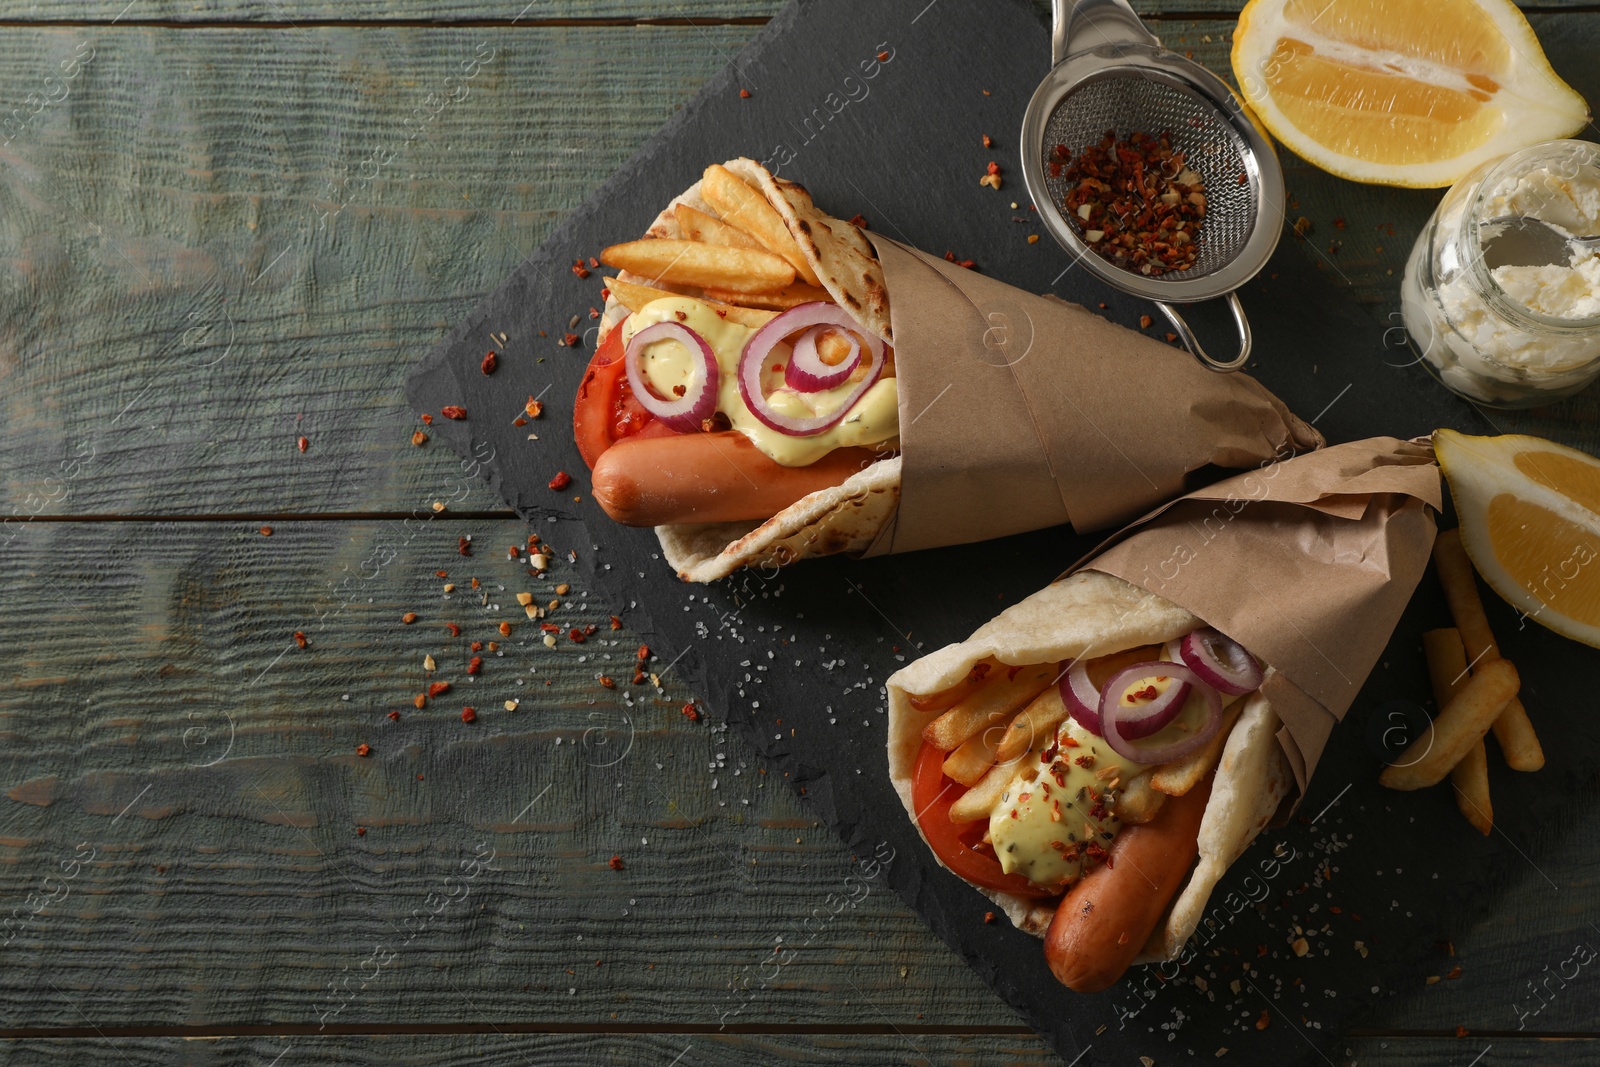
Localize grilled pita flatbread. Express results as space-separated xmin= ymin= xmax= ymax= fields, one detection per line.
xmin=885 ymin=570 xmax=1294 ymax=952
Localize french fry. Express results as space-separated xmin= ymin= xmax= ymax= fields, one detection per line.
xmin=949 ymin=757 xmax=1017 ymax=823
xmin=1434 ymin=530 xmax=1544 ymax=771
xmin=603 ymin=277 xmax=777 ymax=329
xmin=1112 ymin=771 xmax=1167 ymax=825
xmin=600 ymin=239 xmax=795 ymax=294
xmin=1150 ymin=700 xmax=1244 ymax=797
xmin=702 ymin=282 xmax=834 ymax=310
xmin=1379 ymin=657 xmax=1520 ymax=791
xmin=1424 ymin=627 xmax=1493 ymax=835
xmin=993 ymin=685 xmax=1071 ymax=766
xmin=700 ymin=164 xmax=823 ymax=286
xmin=921 ymin=663 xmax=1056 ymax=752
xmin=943 ymin=726 xmax=1003 ymax=788
xmin=673 ymin=203 xmax=763 ymax=250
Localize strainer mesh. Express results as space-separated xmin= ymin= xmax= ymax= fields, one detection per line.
xmin=1041 ymin=74 xmax=1258 ymax=281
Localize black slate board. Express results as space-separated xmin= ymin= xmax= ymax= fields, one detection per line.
xmin=406 ymin=1 xmax=1600 ymax=1060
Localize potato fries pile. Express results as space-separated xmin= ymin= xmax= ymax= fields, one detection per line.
xmin=1379 ymin=529 xmax=1545 ymax=834
xmin=600 ymin=164 xmax=835 ymax=325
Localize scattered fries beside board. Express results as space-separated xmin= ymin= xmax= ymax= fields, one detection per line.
xmin=1379 ymin=528 xmax=1545 ymax=834
xmin=599 ymin=163 xmax=835 ymax=322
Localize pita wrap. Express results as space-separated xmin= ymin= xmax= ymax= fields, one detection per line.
xmin=884 ymin=438 xmax=1440 ymax=972
xmin=598 ymin=158 xmax=1322 ymax=583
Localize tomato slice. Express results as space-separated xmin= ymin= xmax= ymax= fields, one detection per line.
xmin=911 ymin=740 xmax=1059 ymax=899
xmin=573 ymin=317 xmax=678 ymax=469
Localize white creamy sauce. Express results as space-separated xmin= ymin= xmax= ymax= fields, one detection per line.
xmin=619 ymin=297 xmax=898 ymax=467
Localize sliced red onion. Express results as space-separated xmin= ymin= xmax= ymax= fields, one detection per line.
xmin=738 ymin=302 xmax=886 ymax=437
xmin=624 ymin=320 xmax=719 ymax=433
xmin=1098 ymin=662 xmax=1192 ymax=740
xmin=1060 ymin=659 xmax=1105 ymax=735
xmin=1179 ymin=628 xmax=1264 ymax=696
xmin=1099 ymin=662 xmax=1223 ymax=764
xmin=784 ymin=325 xmax=861 ymax=392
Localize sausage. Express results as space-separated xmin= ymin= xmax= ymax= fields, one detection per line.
xmin=1043 ymin=773 xmax=1214 ymax=992
xmin=590 ymin=431 xmax=882 ymax=526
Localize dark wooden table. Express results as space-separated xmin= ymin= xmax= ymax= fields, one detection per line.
xmin=3 ymin=1 xmax=1598 ymax=1063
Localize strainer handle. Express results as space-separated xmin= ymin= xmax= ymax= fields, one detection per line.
xmin=1155 ymin=293 xmax=1253 ymax=373
xmin=1052 ymin=0 xmax=1160 ymax=66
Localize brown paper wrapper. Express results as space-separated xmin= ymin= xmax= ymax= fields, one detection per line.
xmin=862 ymin=236 xmax=1324 ymax=557
xmin=1081 ymin=436 xmax=1442 ymax=810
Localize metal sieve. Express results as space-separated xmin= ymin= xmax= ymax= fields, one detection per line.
xmin=1020 ymin=0 xmax=1284 ymax=371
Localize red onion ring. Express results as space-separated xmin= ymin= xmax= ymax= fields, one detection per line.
xmin=1099 ymin=662 xmax=1223 ymax=764
xmin=1060 ymin=659 xmax=1105 ymax=735
xmin=624 ymin=320 xmax=719 ymax=433
xmin=738 ymin=302 xmax=886 ymax=437
xmin=1179 ymin=628 xmax=1264 ymax=696
xmin=784 ymin=325 xmax=861 ymax=392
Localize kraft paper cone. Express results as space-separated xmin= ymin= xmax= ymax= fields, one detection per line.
xmin=862 ymin=235 xmax=1325 ymax=557
xmin=1083 ymin=436 xmax=1443 ymax=805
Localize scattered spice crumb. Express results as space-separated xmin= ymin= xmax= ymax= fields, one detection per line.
xmin=297 ymin=436 xmax=309 ymax=453
xmin=738 ymin=88 xmax=751 ymax=98
xmin=525 ymin=397 xmax=544 ymax=419
xmin=598 ymin=675 xmax=615 ymax=689
xmin=1255 ymin=1009 xmax=1270 ymax=1030
xmin=609 ymin=854 xmax=625 ymax=870
xmin=441 ymin=405 xmax=467 ymax=420
xmin=421 ymin=413 xmax=434 ymax=425
xmin=1139 ymin=314 xmax=1153 ymax=329
xmin=428 ymin=681 xmax=451 ymax=698
xmin=481 ymin=351 xmax=498 ymax=375
xmin=849 ymin=213 xmax=868 ymax=229
xmin=499 ymin=621 xmax=512 ymax=637
xmin=467 ymin=656 xmax=482 ymax=675
xmin=982 ymin=133 xmax=993 ymax=148
xmin=293 ymin=631 xmax=308 ymax=649
xmin=461 ymin=706 xmax=477 ymax=723
xmin=563 ymin=332 xmax=581 ymax=347
xmin=943 ymin=251 xmax=977 ymax=269
xmin=458 ymin=536 xmax=472 ymax=557
xmin=413 ymin=694 xmax=426 ymax=709
xmin=260 ymin=526 xmax=273 ymax=537
xmin=681 ymin=702 xmax=700 ymax=722
xmin=609 ymin=615 xmax=623 ymax=630
xmin=356 ymin=826 xmax=367 ymax=836
xmin=356 ymin=744 xmax=371 ymax=758
xmin=1027 ymin=234 xmax=1039 ymax=244
xmin=446 ymin=622 xmax=461 ymax=637
xmin=571 ymin=259 xmax=591 ymax=279
xmin=388 ymin=710 xmax=401 ymax=721
xmin=402 ymin=612 xmax=418 ymax=625
xmin=549 ymin=471 xmax=572 ymax=491
xmin=1293 ymin=216 xmax=1312 ymax=239
xmin=412 ymin=430 xmax=428 ymax=446
xmin=983 ymin=911 xmax=995 ymax=924
xmin=1165 ymin=332 xmax=1178 ymax=343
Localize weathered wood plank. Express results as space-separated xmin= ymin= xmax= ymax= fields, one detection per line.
xmin=3 ymin=518 xmax=1600 ymax=1048
xmin=2 ymin=0 xmax=1594 ymax=24
xmin=5 ymin=16 xmax=1600 ymax=523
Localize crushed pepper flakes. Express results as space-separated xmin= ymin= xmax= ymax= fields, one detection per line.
xmin=461 ymin=706 xmax=477 ymax=723
xmin=412 ymin=430 xmax=428 ymax=446
xmin=356 ymin=744 xmax=371 ymax=757
xmin=441 ymin=405 xmax=467 ymax=420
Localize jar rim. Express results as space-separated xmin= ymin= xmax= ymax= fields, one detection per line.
xmin=1461 ymin=139 xmax=1600 ymax=333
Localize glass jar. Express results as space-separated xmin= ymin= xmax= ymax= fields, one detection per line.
xmin=1401 ymin=139 xmax=1600 ymax=409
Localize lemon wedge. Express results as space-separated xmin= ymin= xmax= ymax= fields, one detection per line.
xmin=1232 ymin=0 xmax=1589 ymax=187
xmin=1435 ymin=428 xmax=1600 ymax=647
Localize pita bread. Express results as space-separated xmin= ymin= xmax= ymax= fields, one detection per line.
xmin=885 ymin=570 xmax=1293 ymax=955
xmin=597 ymin=158 xmax=901 ymax=583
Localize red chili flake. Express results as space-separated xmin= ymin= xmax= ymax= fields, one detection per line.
xmin=402 ymin=612 xmax=418 ymax=624
xmin=445 ymin=622 xmax=461 ymax=637
xmin=563 ymin=332 xmax=581 ymax=348
xmin=583 ymin=624 xmax=597 ymax=636
xmin=571 ymin=259 xmax=591 ymax=279
xmin=470 ymin=640 xmax=483 ymax=653
xmin=588 ymin=256 xmax=599 ymax=269
xmin=568 ymin=628 xmax=586 ymax=644
xmin=387 ymin=710 xmax=401 ymax=721
xmin=421 ymin=413 xmax=434 ymax=425
xmin=1455 ymin=1026 xmax=1470 ymax=1038
xmin=412 ymin=430 xmax=428 ymax=446
xmin=608 ymin=854 xmax=626 ymax=870
xmin=1446 ymin=965 xmax=1463 ymax=980
xmin=635 ymin=645 xmax=650 ymax=661
xmin=876 ymin=50 xmax=889 ymax=61
xmin=356 ymin=744 xmax=371 ymax=757
xmin=632 ymin=670 xmax=647 ymax=685
xmin=610 ymin=615 xmax=623 ymax=630
xmin=1165 ymin=332 xmax=1178 ymax=343
xmin=467 ymin=656 xmax=482 ymax=675
xmin=481 ymin=351 xmax=498 ymax=375
xmin=428 ymin=681 xmax=451 ymax=698
xmin=982 ymin=134 xmax=993 ymax=148
xmin=598 ymin=675 xmax=615 ymax=689
xmin=260 ymin=526 xmax=273 ymax=537
xmin=680 ymin=700 xmax=701 ymax=722
xmin=297 ymin=436 xmax=309 ymax=453
xmin=738 ymin=88 xmax=751 ymax=98
xmin=1138 ymin=314 xmax=1153 ymax=329
xmin=1059 ymin=128 xmax=1206 ymax=276
xmin=986 ymin=161 xmax=1000 ymax=176
xmin=1254 ymin=1009 xmax=1270 ymax=1031
xmin=413 ymin=693 xmax=426 ymax=709
xmin=1074 ymin=753 xmax=1096 ymax=768
xmin=599 ymin=287 xmax=611 ymax=300
xmin=435 ymin=570 xmax=449 ymax=578
xmin=549 ymin=471 xmax=572 ymax=491
xmin=293 ymin=631 xmax=308 ymax=649
xmin=499 ymin=621 xmax=512 ymax=637
xmin=588 ymin=306 xmax=601 ymax=320
xmin=983 ymin=910 xmax=996 ymax=924
xmin=470 ymin=577 xmax=480 ymax=589
xmin=458 ymin=536 xmax=471 ymax=557
xmin=441 ymin=405 xmax=467 ymax=420
xmin=461 ymin=706 xmax=477 ymax=723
